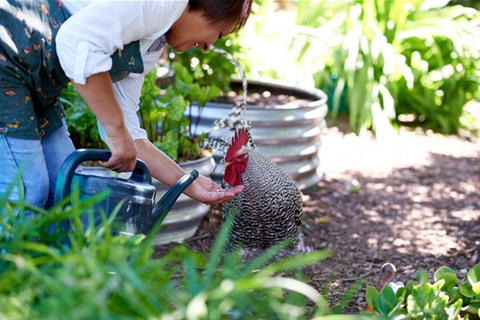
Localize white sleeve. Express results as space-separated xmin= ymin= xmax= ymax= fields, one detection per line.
xmin=98 ymin=49 xmax=163 ymax=142
xmin=59 ymin=0 xmax=187 ymax=141
xmin=97 ymin=73 xmax=148 ymax=142
xmin=57 ymin=0 xmax=187 ymax=84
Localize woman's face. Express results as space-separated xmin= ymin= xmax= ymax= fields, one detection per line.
xmin=166 ymin=8 xmax=234 ymax=52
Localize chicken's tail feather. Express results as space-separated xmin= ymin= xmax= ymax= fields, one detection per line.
xmin=212 ymin=101 xmax=250 ymax=132
xmin=201 ymin=100 xmax=256 ymax=153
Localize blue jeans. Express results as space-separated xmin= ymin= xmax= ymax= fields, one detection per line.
xmin=0 ymin=122 xmax=75 ymax=214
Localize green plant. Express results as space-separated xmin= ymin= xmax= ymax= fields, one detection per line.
xmin=60 ymin=83 xmax=105 ymax=149
xmin=315 ymin=0 xmax=479 ymax=136
xmin=139 ymin=62 xmax=221 ymax=161
xmin=169 ymin=37 xmax=243 ymax=92
xmin=0 ymin=186 xmax=372 ymax=319
xmin=238 ymin=0 xmax=480 ymax=136
xmin=139 ymin=37 xmax=244 ymax=162
xmin=392 ymin=3 xmax=480 ymax=134
xmin=365 ymin=265 xmax=480 ymax=319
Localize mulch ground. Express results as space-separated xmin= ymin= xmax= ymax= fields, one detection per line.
xmin=155 ymin=113 xmax=479 ymax=314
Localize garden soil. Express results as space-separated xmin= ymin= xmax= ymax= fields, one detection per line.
xmin=154 ymin=112 xmax=479 ymax=314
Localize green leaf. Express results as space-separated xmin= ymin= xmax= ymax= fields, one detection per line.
xmin=458 ymin=282 xmax=476 ymax=298
xmin=196 ymin=84 xmax=221 ymax=107
xmin=467 ymin=264 xmax=480 ymax=295
xmin=176 ymin=79 xmax=194 ymax=97
xmin=434 ymin=266 xmax=458 ymax=293
xmin=156 ymin=131 xmax=179 ymax=160
xmin=365 ymin=285 xmax=380 ymax=312
xmin=172 ymin=62 xmax=193 ymax=84
xmin=417 ymin=269 xmax=429 ymax=284
xmin=432 ymin=279 xmax=445 ymax=295
xmin=406 ymin=293 xmax=423 ymax=317
xmin=166 ymin=96 xmax=187 ymax=121
xmin=380 ymin=284 xmax=398 ymax=312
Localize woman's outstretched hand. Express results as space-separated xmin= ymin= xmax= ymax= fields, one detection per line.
xmin=187 ymin=175 xmax=244 ymax=205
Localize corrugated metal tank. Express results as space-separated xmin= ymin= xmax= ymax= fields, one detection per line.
xmin=189 ymin=79 xmax=328 ymax=190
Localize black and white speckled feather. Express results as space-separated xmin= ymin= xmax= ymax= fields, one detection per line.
xmin=212 ymin=101 xmax=251 ymax=132
xmin=200 ymin=100 xmax=255 ymax=153
xmin=222 ymin=145 xmax=304 ymax=261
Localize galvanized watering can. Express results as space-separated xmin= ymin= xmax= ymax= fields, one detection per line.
xmin=55 ymin=149 xmax=198 ymax=235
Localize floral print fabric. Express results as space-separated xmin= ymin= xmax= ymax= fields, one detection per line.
xmin=0 ymin=0 xmax=144 ymax=140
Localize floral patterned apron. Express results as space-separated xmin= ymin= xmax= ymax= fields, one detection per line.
xmin=0 ymin=0 xmax=144 ymax=140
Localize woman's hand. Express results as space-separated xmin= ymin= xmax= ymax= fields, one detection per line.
xmin=187 ymin=175 xmax=244 ymax=205
xmin=134 ymin=139 xmax=243 ymax=205
xmin=103 ymin=125 xmax=137 ymax=172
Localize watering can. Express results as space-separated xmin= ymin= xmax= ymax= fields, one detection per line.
xmin=54 ymin=149 xmax=198 ymax=236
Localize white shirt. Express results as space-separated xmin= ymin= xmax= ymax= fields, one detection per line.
xmin=57 ymin=0 xmax=188 ymax=140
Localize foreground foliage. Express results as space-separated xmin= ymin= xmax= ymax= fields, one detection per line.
xmin=0 ymin=189 xmax=370 ymax=319
xmin=1 ymin=183 xmax=477 ymax=318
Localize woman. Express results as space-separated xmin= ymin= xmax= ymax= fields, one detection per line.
xmin=0 ymin=0 xmax=250 ymax=214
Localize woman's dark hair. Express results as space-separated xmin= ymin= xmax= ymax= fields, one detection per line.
xmin=188 ymin=0 xmax=253 ymax=33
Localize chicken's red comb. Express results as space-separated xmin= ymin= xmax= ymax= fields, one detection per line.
xmin=225 ymin=128 xmax=250 ymax=161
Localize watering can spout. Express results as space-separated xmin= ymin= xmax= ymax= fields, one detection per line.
xmin=144 ymin=170 xmax=199 ymax=234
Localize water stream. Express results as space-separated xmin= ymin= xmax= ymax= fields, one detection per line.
xmin=211 ymin=46 xmax=248 ymax=120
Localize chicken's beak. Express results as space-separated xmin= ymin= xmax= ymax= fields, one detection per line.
xmin=224 ymin=161 xmax=231 ymax=168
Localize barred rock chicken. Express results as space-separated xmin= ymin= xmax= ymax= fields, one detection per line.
xmin=199 ymin=48 xmax=305 ymax=260
xmin=203 ymin=118 xmax=305 ymax=261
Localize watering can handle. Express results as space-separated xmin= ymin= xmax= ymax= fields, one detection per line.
xmin=54 ymin=148 xmax=152 ymax=205
xmin=143 ymin=170 xmax=199 ymax=234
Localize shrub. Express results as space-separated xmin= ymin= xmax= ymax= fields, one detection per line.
xmin=239 ymin=1 xmax=480 ymax=136
xmin=138 ymin=63 xmax=221 ymax=162
xmin=366 ymin=265 xmax=480 ymax=319
xmin=0 ymin=188 xmax=370 ymax=319
xmin=60 ymin=83 xmax=105 ymax=149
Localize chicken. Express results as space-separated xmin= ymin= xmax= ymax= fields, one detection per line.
xmin=210 ymin=127 xmax=305 ymax=261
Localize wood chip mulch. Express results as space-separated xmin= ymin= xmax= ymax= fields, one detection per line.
xmin=155 ymin=113 xmax=479 ymax=314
